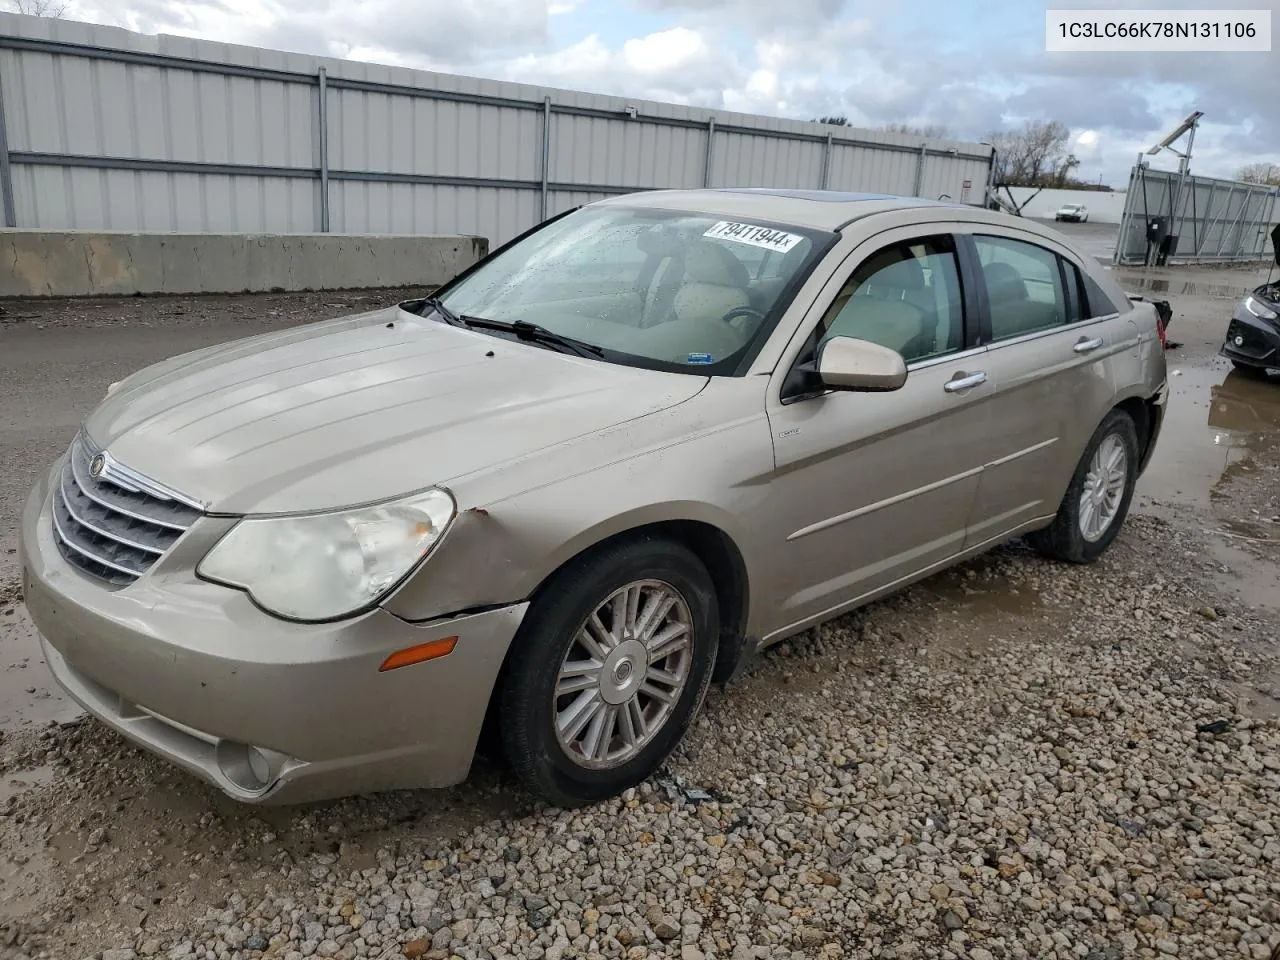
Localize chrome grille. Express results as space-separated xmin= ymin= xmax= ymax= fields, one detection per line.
xmin=51 ymin=433 xmax=202 ymax=586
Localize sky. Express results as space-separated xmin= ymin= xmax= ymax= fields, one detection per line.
xmin=15 ymin=0 xmax=1280 ymax=188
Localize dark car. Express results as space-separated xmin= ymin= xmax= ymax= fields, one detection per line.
xmin=1221 ymin=224 xmax=1280 ymax=377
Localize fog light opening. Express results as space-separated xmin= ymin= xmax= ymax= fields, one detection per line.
xmin=215 ymin=740 xmax=279 ymax=794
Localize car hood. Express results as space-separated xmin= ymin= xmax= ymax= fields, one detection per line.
xmin=85 ymin=305 xmax=707 ymax=514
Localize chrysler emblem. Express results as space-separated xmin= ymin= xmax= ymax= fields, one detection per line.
xmin=89 ymin=454 xmax=106 ymax=478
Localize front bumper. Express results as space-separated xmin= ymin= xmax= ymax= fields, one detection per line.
xmin=1220 ymin=303 xmax=1280 ymax=369
xmin=19 ymin=461 xmax=527 ymax=805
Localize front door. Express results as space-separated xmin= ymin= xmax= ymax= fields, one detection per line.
xmin=761 ymin=229 xmax=998 ymax=637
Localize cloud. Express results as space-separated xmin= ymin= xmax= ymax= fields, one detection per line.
xmin=70 ymin=0 xmax=554 ymax=63
xmin=636 ymin=0 xmax=848 ymax=30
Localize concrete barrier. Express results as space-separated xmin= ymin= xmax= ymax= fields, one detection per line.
xmin=0 ymin=231 xmax=489 ymax=298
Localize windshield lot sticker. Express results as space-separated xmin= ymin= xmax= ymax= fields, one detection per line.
xmin=703 ymin=221 xmax=803 ymax=253
xmin=687 ymin=352 xmax=714 ymax=364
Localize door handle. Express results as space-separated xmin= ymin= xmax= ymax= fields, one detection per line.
xmin=1073 ymin=336 xmax=1105 ymax=354
xmin=943 ymin=371 xmax=987 ymax=393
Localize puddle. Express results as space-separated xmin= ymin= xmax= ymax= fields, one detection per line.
xmin=1136 ymin=361 xmax=1280 ymax=511
xmin=1200 ymin=536 xmax=1280 ymax=613
xmin=1124 ymin=276 xmax=1257 ymax=299
xmin=918 ymin=559 xmax=1043 ymax=617
xmin=1226 ymin=676 xmax=1280 ymax=721
xmin=1137 ymin=361 xmax=1280 ymax=613
xmin=0 ymin=763 xmax=54 ymax=805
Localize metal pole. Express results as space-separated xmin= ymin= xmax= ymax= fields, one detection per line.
xmin=1167 ymin=120 xmax=1196 ymax=252
xmin=1218 ymin=186 xmax=1246 ymax=258
xmin=912 ymin=143 xmax=927 ymax=197
xmin=1195 ymin=181 xmax=1217 ymax=255
xmin=540 ymin=96 xmax=551 ymax=219
xmin=1187 ymin=176 xmax=1198 ymax=255
xmin=703 ymin=118 xmax=716 ymax=188
xmin=1242 ymin=185 xmax=1263 ymax=259
xmin=1114 ymin=157 xmax=1141 ymax=265
xmin=317 ymin=67 xmax=330 ymax=233
xmin=1114 ymin=164 xmax=1133 ymax=264
xmin=1267 ymin=191 xmax=1279 ymax=260
xmin=0 ymin=65 xmax=16 ymax=228
xmin=1204 ymin=183 xmax=1232 ymax=256
xmin=1140 ymin=165 xmax=1153 ymax=266
xmin=820 ymin=132 xmax=832 ymax=190
xmin=1212 ymin=185 xmax=1237 ymax=257
xmin=983 ymin=145 xmax=997 ymax=207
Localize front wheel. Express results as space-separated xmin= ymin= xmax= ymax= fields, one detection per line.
xmin=1027 ymin=409 xmax=1139 ymax=563
xmin=498 ymin=537 xmax=718 ymax=807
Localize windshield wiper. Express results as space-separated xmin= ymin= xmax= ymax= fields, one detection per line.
xmin=421 ymin=295 xmax=465 ymax=326
xmin=461 ymin=316 xmax=606 ymax=359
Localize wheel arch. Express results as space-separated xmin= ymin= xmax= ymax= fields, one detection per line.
xmin=1114 ymin=392 xmax=1161 ymax=475
xmin=477 ymin=516 xmax=753 ymax=759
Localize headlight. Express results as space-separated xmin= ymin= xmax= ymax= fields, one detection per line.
xmin=198 ymin=488 xmax=456 ymax=621
xmin=1244 ymin=296 xmax=1278 ymax=320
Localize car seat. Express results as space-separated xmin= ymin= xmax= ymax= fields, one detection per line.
xmin=671 ymin=242 xmax=754 ymax=325
xmin=984 ymin=261 xmax=1061 ymax=338
xmin=823 ymin=256 xmax=934 ymax=360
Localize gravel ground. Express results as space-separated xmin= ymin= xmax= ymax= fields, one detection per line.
xmin=2 ymin=269 xmax=1279 ymax=960
xmin=2 ymin=516 xmax=1278 ymax=960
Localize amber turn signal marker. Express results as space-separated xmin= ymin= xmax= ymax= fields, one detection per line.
xmin=378 ymin=636 xmax=458 ymax=672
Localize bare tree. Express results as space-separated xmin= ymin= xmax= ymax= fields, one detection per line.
xmin=1236 ymin=162 xmax=1280 ymax=186
xmin=879 ymin=121 xmax=953 ymax=140
xmin=986 ymin=120 xmax=1071 ymax=186
xmin=10 ymin=0 xmax=71 ymax=15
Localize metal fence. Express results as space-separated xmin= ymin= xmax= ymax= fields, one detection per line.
xmin=1114 ymin=163 xmax=1279 ymax=265
xmin=0 ymin=12 xmax=995 ymax=247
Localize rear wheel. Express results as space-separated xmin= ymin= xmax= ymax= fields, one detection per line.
xmin=1027 ymin=409 xmax=1139 ymax=564
xmin=498 ymin=537 xmax=718 ymax=807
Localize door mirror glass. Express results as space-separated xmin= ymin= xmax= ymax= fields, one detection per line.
xmin=817 ymin=337 xmax=907 ymax=392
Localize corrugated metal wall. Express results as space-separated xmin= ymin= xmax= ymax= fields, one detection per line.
xmin=0 ymin=11 xmax=995 ymax=246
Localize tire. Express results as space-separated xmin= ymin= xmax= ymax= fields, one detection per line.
xmin=498 ymin=536 xmax=718 ymax=807
xmin=1027 ymin=409 xmax=1139 ymax=564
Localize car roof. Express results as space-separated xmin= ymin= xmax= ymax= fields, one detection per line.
xmin=591 ymin=187 xmax=1005 ymax=232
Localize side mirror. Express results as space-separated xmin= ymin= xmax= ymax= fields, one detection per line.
xmin=816 ymin=336 xmax=907 ymax=392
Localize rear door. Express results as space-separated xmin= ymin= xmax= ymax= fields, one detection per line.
xmin=959 ymin=229 xmax=1133 ymax=546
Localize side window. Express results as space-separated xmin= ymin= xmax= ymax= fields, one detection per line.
xmin=1081 ymin=271 xmax=1122 ymax=318
xmin=816 ymin=235 xmax=965 ymax=364
xmin=974 ymin=235 xmax=1067 ymax=340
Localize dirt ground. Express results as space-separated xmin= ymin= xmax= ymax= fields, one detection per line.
xmin=1 ymin=244 xmax=1278 ymax=959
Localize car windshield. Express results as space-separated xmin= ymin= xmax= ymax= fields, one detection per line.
xmin=435 ymin=205 xmax=831 ymax=374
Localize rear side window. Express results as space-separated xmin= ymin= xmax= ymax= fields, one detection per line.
xmin=974 ymin=235 xmax=1067 ymax=340
xmin=1081 ymin=271 xmax=1122 ymax=318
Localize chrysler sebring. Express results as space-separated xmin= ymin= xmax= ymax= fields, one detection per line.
xmin=20 ymin=189 xmax=1168 ymax=807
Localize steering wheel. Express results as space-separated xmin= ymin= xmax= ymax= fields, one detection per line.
xmin=720 ymin=305 xmax=766 ymax=328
